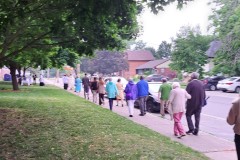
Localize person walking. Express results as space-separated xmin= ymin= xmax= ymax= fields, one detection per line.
xmin=124 ymin=78 xmax=138 ymax=117
xmin=105 ymin=78 xmax=118 ymax=111
xmin=185 ymin=72 xmax=206 ymax=136
xmin=158 ymin=78 xmax=172 ymax=118
xmin=116 ymin=78 xmax=124 ymax=107
xmin=227 ymin=97 xmax=240 ymax=160
xmin=82 ymin=73 xmax=90 ymax=100
xmin=75 ymin=76 xmax=82 ymax=93
xmin=39 ymin=74 xmax=44 ymax=86
xmin=33 ymin=74 xmax=37 ymax=85
xmin=68 ymin=74 xmax=75 ymax=90
xmin=98 ymin=77 xmax=105 ymax=105
xmin=169 ymin=82 xmax=191 ymax=138
xmin=136 ymin=76 xmax=149 ymax=116
xmin=90 ymin=77 xmax=98 ymax=103
xmin=62 ymin=74 xmax=69 ymax=90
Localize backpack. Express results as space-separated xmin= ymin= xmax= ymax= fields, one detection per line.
xmin=91 ymin=81 xmax=98 ymax=90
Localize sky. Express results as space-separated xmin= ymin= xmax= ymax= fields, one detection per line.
xmin=137 ymin=0 xmax=213 ymax=49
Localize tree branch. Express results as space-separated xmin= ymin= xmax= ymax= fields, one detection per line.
xmin=0 ymin=31 xmax=52 ymax=62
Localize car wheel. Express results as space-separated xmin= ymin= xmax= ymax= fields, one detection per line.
xmin=210 ymin=85 xmax=216 ymax=91
xmin=235 ymin=87 xmax=240 ymax=93
xmin=146 ymin=100 xmax=154 ymax=113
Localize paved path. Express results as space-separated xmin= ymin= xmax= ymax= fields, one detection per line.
xmin=45 ymin=79 xmax=237 ymax=160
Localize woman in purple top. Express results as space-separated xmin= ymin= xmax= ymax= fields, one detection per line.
xmin=124 ymin=78 xmax=138 ymax=117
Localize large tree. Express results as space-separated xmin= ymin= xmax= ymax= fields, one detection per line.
xmin=155 ymin=41 xmax=172 ymax=59
xmin=0 ymin=0 xmax=140 ymax=90
xmin=81 ymin=51 xmax=128 ymax=75
xmin=209 ymin=0 xmax=240 ymax=75
xmin=169 ymin=26 xmax=212 ymax=77
xmin=0 ymin=0 xmax=194 ymax=90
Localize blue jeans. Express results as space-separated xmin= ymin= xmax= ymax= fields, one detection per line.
xmin=139 ymin=96 xmax=148 ymax=114
xmin=109 ymin=98 xmax=114 ymax=110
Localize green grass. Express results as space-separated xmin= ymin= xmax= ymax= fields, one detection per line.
xmin=0 ymin=82 xmax=208 ymax=160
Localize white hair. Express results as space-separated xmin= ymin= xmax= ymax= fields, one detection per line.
xmin=191 ymin=72 xmax=199 ymax=79
xmin=172 ymin=82 xmax=180 ymax=89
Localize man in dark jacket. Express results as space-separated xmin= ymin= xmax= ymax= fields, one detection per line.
xmin=186 ymin=72 xmax=206 ymax=136
xmin=136 ymin=76 xmax=149 ymax=116
xmin=82 ymin=73 xmax=90 ymax=99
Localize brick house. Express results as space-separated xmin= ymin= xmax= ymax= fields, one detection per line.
xmin=136 ymin=59 xmax=177 ymax=79
xmin=121 ymin=50 xmax=155 ymax=78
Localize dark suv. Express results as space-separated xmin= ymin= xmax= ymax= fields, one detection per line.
xmin=145 ymin=74 xmax=166 ymax=82
xmin=203 ymin=76 xmax=226 ymax=91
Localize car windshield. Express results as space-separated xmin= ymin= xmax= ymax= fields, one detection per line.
xmin=149 ymin=83 xmax=161 ymax=93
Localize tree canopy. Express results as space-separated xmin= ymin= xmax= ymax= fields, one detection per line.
xmin=155 ymin=41 xmax=172 ymax=59
xmin=0 ymin=0 xmax=195 ymax=90
xmin=80 ymin=51 xmax=128 ymax=75
xmin=209 ymin=0 xmax=240 ymax=75
xmin=169 ymin=26 xmax=212 ymax=77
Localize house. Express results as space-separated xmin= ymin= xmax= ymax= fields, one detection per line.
xmin=203 ymin=40 xmax=222 ymax=72
xmin=121 ymin=50 xmax=155 ymax=78
xmin=136 ymin=59 xmax=177 ymax=79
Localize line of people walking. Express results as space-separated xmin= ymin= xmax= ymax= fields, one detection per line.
xmin=62 ymin=73 xmax=207 ymax=138
xmin=61 ymin=72 xmax=240 ymax=158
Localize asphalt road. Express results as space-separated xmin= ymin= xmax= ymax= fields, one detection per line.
xmin=201 ymin=91 xmax=238 ymax=141
xmin=152 ymin=91 xmax=239 ymax=142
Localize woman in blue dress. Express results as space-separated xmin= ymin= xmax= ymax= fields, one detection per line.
xmin=75 ymin=76 xmax=82 ymax=93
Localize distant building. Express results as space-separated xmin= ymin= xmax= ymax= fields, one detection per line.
xmin=121 ymin=50 xmax=155 ymax=78
xmin=203 ymin=40 xmax=222 ymax=72
xmin=136 ymin=59 xmax=177 ymax=79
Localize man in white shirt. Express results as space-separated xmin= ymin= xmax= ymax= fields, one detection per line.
xmin=62 ymin=75 xmax=69 ymax=90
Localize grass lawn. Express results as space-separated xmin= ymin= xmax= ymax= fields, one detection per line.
xmin=0 ymin=82 xmax=208 ymax=160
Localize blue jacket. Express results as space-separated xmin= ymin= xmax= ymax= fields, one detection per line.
xmin=106 ymin=81 xmax=118 ymax=98
xmin=136 ymin=80 xmax=149 ymax=97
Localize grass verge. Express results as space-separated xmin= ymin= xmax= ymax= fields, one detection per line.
xmin=0 ymin=82 xmax=208 ymax=160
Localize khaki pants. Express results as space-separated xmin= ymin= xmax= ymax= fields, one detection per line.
xmin=160 ymin=100 xmax=168 ymax=116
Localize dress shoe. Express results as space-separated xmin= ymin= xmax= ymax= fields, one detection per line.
xmin=186 ymin=130 xmax=193 ymax=135
xmin=177 ymin=134 xmax=186 ymax=139
xmin=174 ymin=134 xmax=179 ymax=137
xmin=139 ymin=113 xmax=144 ymax=116
xmin=129 ymin=115 xmax=133 ymax=117
xmin=193 ymin=131 xmax=198 ymax=136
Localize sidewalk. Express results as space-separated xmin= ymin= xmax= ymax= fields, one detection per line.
xmin=46 ymin=79 xmax=237 ymax=160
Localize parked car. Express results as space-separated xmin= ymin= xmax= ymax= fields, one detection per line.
xmin=217 ymin=77 xmax=240 ymax=93
xmin=145 ymin=74 xmax=165 ymax=82
xmin=202 ymin=76 xmax=226 ymax=91
xmin=134 ymin=82 xmax=168 ymax=113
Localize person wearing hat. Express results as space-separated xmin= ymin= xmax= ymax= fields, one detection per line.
xmin=158 ymin=78 xmax=172 ymax=117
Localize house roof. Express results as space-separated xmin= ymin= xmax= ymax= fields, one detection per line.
xmin=206 ymin=40 xmax=222 ymax=58
xmin=126 ymin=50 xmax=155 ymax=61
xmin=136 ymin=59 xmax=169 ymax=69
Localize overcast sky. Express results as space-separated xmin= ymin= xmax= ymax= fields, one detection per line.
xmin=137 ymin=0 xmax=213 ymax=49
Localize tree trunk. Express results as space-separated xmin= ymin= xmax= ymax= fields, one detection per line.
xmin=17 ymin=66 xmax=21 ymax=76
xmin=9 ymin=62 xmax=19 ymax=90
xmin=56 ymin=69 xmax=59 ymax=83
xmin=23 ymin=67 xmax=26 ymax=77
